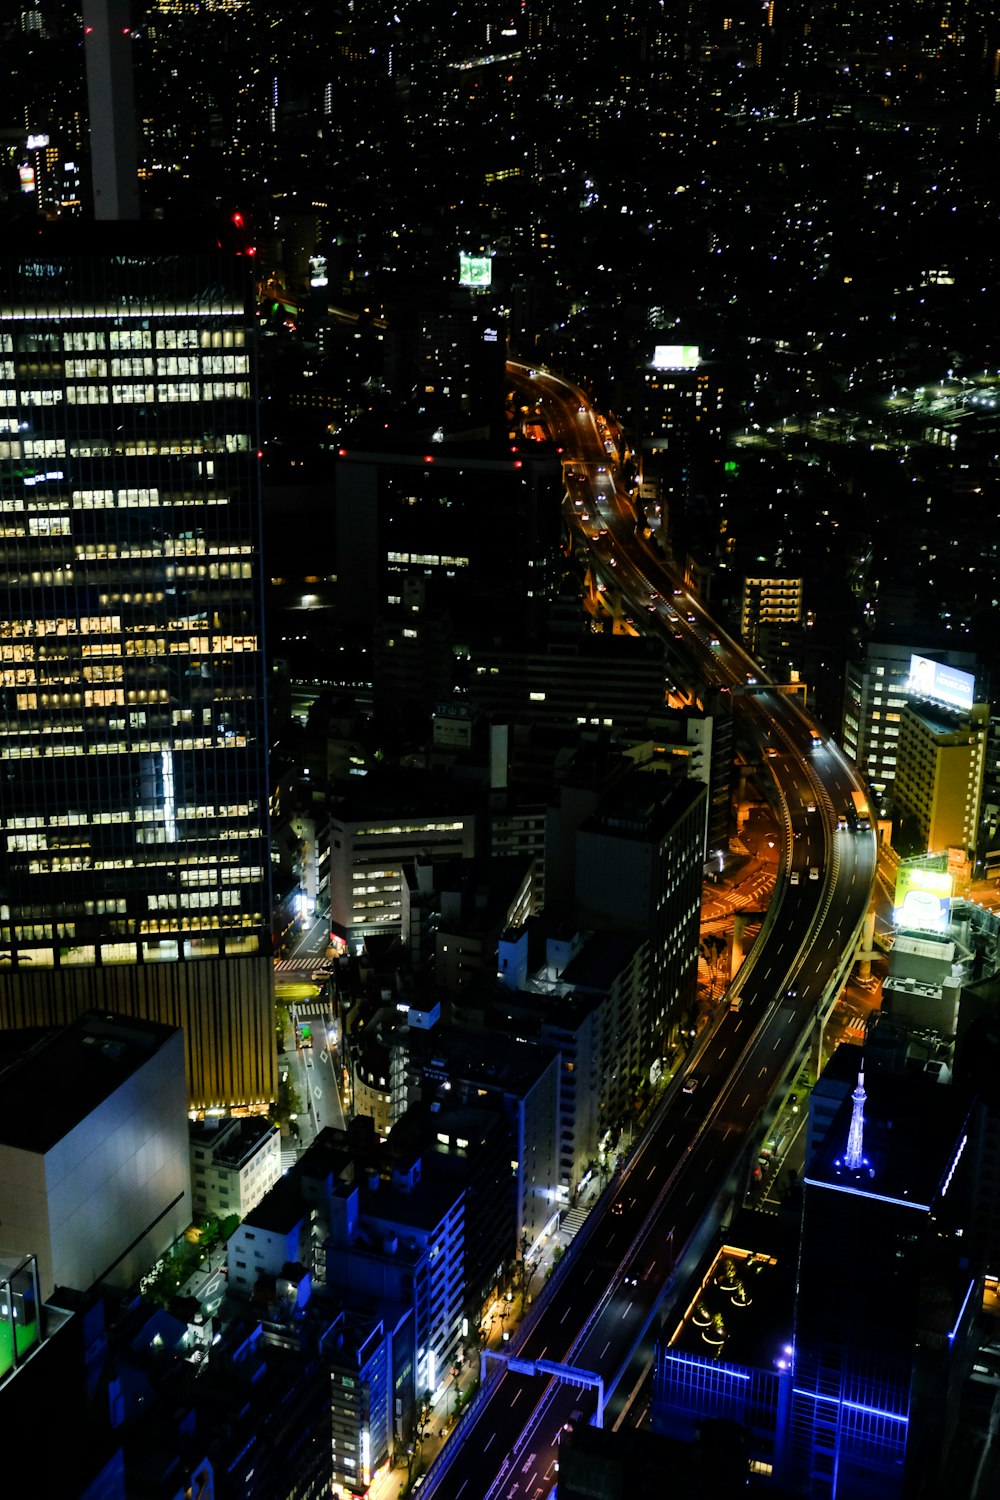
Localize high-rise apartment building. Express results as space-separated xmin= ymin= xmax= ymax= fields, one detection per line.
xmin=893 ymin=699 xmax=989 ymax=859
xmin=740 ymin=575 xmax=803 ymax=657
xmin=0 ymin=221 xmax=274 ymax=1110
xmin=841 ymin=639 xmax=977 ymax=816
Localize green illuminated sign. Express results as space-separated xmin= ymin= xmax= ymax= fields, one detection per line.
xmin=459 ymin=253 xmax=492 ymax=288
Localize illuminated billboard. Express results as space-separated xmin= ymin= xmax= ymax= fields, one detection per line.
xmin=906 ymin=653 xmax=975 ymax=712
xmin=652 ymin=344 xmax=700 ymax=370
xmin=893 ymin=865 xmax=953 ymax=930
xmin=459 ymin=252 xmax=492 ymax=288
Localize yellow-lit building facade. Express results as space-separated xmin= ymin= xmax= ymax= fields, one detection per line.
xmin=0 ymin=223 xmax=274 ymax=1110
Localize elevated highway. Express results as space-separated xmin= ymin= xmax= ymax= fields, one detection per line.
xmin=417 ymin=364 xmax=878 ymax=1500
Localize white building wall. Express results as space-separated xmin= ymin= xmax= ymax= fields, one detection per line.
xmin=228 ymin=1216 xmax=307 ymax=1294
xmin=0 ymin=1028 xmax=190 ymax=1300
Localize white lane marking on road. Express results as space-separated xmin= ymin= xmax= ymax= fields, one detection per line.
xmin=484 ymin=1433 xmax=496 ymax=1452
xmin=560 ymin=1306 xmax=571 ymax=1324
xmin=758 ymin=1066 xmax=767 ymax=1077
xmin=601 ymin=1340 xmax=611 ymax=1359
xmin=646 ymin=1164 xmax=656 ymax=1179
xmin=511 ymin=1388 xmax=522 ymax=1405
xmin=742 ymin=1092 xmax=751 ymax=1106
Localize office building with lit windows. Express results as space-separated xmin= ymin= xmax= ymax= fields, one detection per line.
xmin=0 ymin=221 xmax=274 ymax=1110
xmin=841 ymin=639 xmax=978 ymax=817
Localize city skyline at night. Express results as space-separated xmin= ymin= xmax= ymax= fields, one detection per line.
xmin=1 ymin=3 xmax=1000 ymax=1497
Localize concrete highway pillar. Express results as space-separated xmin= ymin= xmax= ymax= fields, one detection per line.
xmin=731 ymin=915 xmax=746 ymax=977
xmin=856 ymin=908 xmax=876 ymax=981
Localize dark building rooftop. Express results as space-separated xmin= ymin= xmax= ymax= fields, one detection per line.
xmin=807 ymin=1065 xmax=972 ymax=1210
xmin=0 ymin=1011 xmax=182 ymax=1154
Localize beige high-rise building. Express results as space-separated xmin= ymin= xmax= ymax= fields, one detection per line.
xmin=893 ymin=701 xmax=988 ymax=857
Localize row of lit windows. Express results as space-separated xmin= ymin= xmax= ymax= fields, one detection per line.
xmin=59 ymin=355 xmax=249 ymax=378
xmin=0 ymin=626 xmax=253 ymax=658
xmin=0 ymin=933 xmax=263 ymax=965
xmin=0 ymin=310 xmax=243 ymax=335
xmin=68 ymin=434 xmax=251 ymax=456
xmin=0 ymin=381 xmax=251 ymax=406
xmin=1 ymin=805 xmax=257 ymax=832
xmin=3 ymin=733 xmax=250 ymax=755
xmin=348 ymin=822 xmax=467 ymax=837
xmin=149 ymin=891 xmax=243 ymax=910
xmin=0 ymin=438 xmax=65 ymax=458
xmin=0 ymin=490 xmax=238 ymax=512
xmin=61 ymin=327 xmax=246 ymax=351
xmin=0 ymin=633 xmax=260 ymax=658
xmin=181 ymin=866 xmax=263 ymax=885
xmin=386 ymin=551 xmax=470 ymax=567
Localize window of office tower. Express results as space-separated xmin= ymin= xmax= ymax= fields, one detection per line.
xmin=0 ymin=245 xmax=269 ymax=971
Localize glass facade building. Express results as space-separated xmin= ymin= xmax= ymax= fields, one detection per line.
xmin=0 ymin=222 xmax=274 ymax=1110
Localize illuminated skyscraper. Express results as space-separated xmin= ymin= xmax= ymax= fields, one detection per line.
xmin=0 ymin=220 xmax=274 ymax=1110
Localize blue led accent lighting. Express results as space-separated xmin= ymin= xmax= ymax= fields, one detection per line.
xmin=666 ymin=1352 xmax=750 ymax=1381
xmin=948 ymin=1276 xmax=976 ymax=1345
xmin=792 ymin=1388 xmax=909 ymax=1425
xmin=940 ymin=1133 xmax=968 ymax=1199
xmin=803 ymin=1176 xmax=930 ymax=1212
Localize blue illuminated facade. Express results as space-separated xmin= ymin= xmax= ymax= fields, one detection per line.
xmin=789 ymin=1067 xmax=979 ymax=1498
xmin=655 ymin=1346 xmax=790 ymax=1469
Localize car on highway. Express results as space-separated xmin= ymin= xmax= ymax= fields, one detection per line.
xmin=730 ymin=995 xmax=743 ymax=1012
xmin=809 ymin=867 xmax=819 ymax=881
xmin=806 ymin=802 xmax=817 ymax=813
xmin=790 ymin=871 xmax=800 ymax=884
xmin=611 ymin=1199 xmax=625 ymax=1215
xmin=682 ymin=1076 xmax=700 ymax=1094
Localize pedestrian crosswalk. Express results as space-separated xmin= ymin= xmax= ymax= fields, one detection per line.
xmin=559 ymin=1204 xmax=590 ymax=1242
xmin=275 ymin=957 xmax=327 ymax=974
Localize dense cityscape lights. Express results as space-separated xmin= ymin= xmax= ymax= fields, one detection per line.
xmin=1 ymin=3 xmax=1000 ymax=1497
